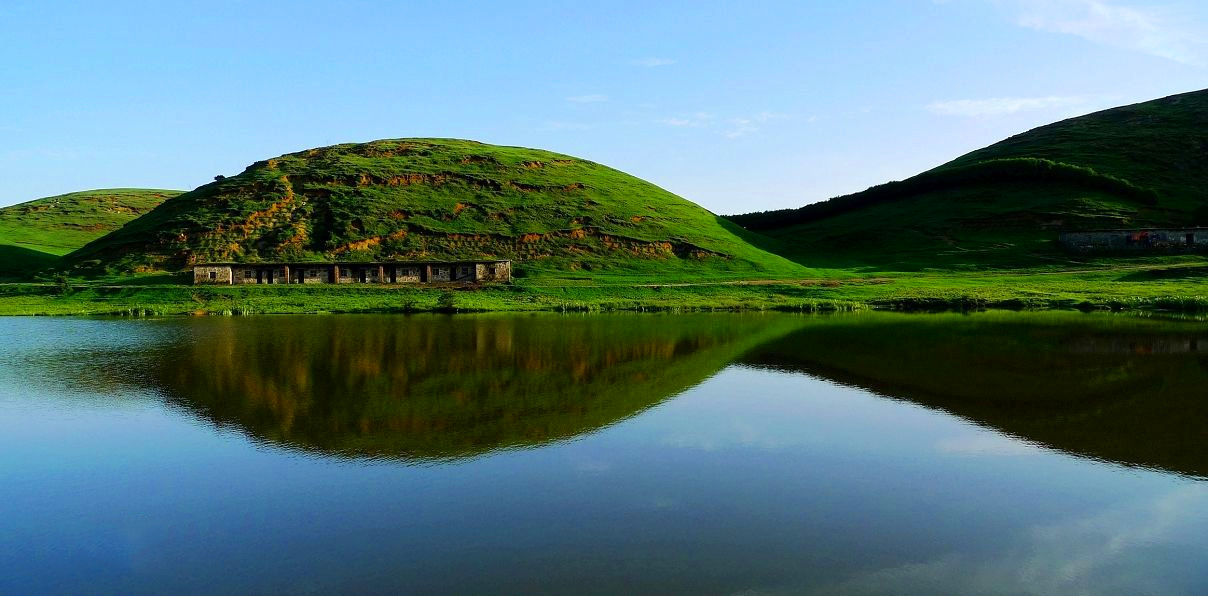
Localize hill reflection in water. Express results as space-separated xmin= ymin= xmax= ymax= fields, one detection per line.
xmin=741 ymin=311 xmax=1208 ymax=478
xmin=148 ymin=314 xmax=805 ymax=461
xmin=31 ymin=311 xmax=1208 ymax=475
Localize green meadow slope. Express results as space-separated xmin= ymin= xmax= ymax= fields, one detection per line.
xmin=67 ymin=139 xmax=807 ymax=282
xmin=730 ymin=89 xmax=1208 ymax=270
xmin=0 ymin=188 xmax=180 ymax=279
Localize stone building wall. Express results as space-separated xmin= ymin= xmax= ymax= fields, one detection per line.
xmin=193 ymin=260 xmax=512 ymax=285
xmin=393 ymin=265 xmax=423 ymax=283
xmin=294 ymin=267 xmax=328 ymax=284
xmin=1059 ymin=229 xmax=1208 ymax=253
xmin=333 ymin=264 xmax=378 ymax=283
xmin=491 ymin=261 xmax=512 ymax=282
xmin=194 ymin=265 xmax=233 ymax=285
xmin=451 ymin=264 xmax=476 ymax=282
xmin=475 ymin=261 xmax=512 ymax=282
xmin=233 ymin=266 xmax=257 ymax=285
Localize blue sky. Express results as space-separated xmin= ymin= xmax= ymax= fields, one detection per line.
xmin=2 ymin=0 xmax=1205 ymax=213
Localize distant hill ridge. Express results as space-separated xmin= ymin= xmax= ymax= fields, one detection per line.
xmin=728 ymin=157 xmax=1160 ymax=232
xmin=726 ymin=88 xmax=1208 ymax=269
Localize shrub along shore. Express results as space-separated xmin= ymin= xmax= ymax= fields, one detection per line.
xmin=2 ymin=264 xmax=1207 ymax=316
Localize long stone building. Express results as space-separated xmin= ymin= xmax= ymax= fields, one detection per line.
xmin=1058 ymin=228 xmax=1208 ymax=253
xmin=193 ymin=260 xmax=511 ymax=285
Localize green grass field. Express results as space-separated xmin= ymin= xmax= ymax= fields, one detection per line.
xmin=0 ymin=188 xmax=180 ymax=280
xmin=2 ymin=259 xmax=1206 ymax=316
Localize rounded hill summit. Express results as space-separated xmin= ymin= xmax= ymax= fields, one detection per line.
xmin=71 ymin=139 xmax=801 ymax=279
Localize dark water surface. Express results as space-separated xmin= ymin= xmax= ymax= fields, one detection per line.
xmin=2 ymin=312 xmax=1207 ymax=594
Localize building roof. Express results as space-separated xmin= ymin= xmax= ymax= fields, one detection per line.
xmin=195 ymin=259 xmax=510 ymax=267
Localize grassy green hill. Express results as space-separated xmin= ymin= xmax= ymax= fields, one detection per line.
xmin=729 ymin=89 xmax=1208 ymax=271
xmin=0 ymin=188 xmax=180 ymax=279
xmin=67 ymin=139 xmax=808 ymax=282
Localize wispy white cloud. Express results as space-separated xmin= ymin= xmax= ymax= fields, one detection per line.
xmin=0 ymin=147 xmax=91 ymax=160
xmin=659 ymin=111 xmax=797 ymax=138
xmin=724 ymin=119 xmax=760 ymax=139
xmin=927 ymin=95 xmax=1089 ymax=116
xmin=632 ymin=57 xmax=677 ymax=67
xmin=566 ymin=94 xmax=609 ymax=104
xmin=723 ymin=111 xmax=790 ymax=138
xmin=659 ymin=111 xmax=716 ymax=127
xmin=1005 ymin=0 xmax=1207 ymax=66
xmin=540 ymin=121 xmax=592 ymax=131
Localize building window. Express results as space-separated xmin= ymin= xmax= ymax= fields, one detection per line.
xmin=208 ymin=271 xmax=217 ymax=280
xmin=244 ymin=270 xmax=253 ymax=279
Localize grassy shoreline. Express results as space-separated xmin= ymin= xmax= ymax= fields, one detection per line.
xmin=2 ymin=266 xmax=1206 ymax=316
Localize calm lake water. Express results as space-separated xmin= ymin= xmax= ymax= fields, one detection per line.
xmin=2 ymin=312 xmax=1207 ymax=594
